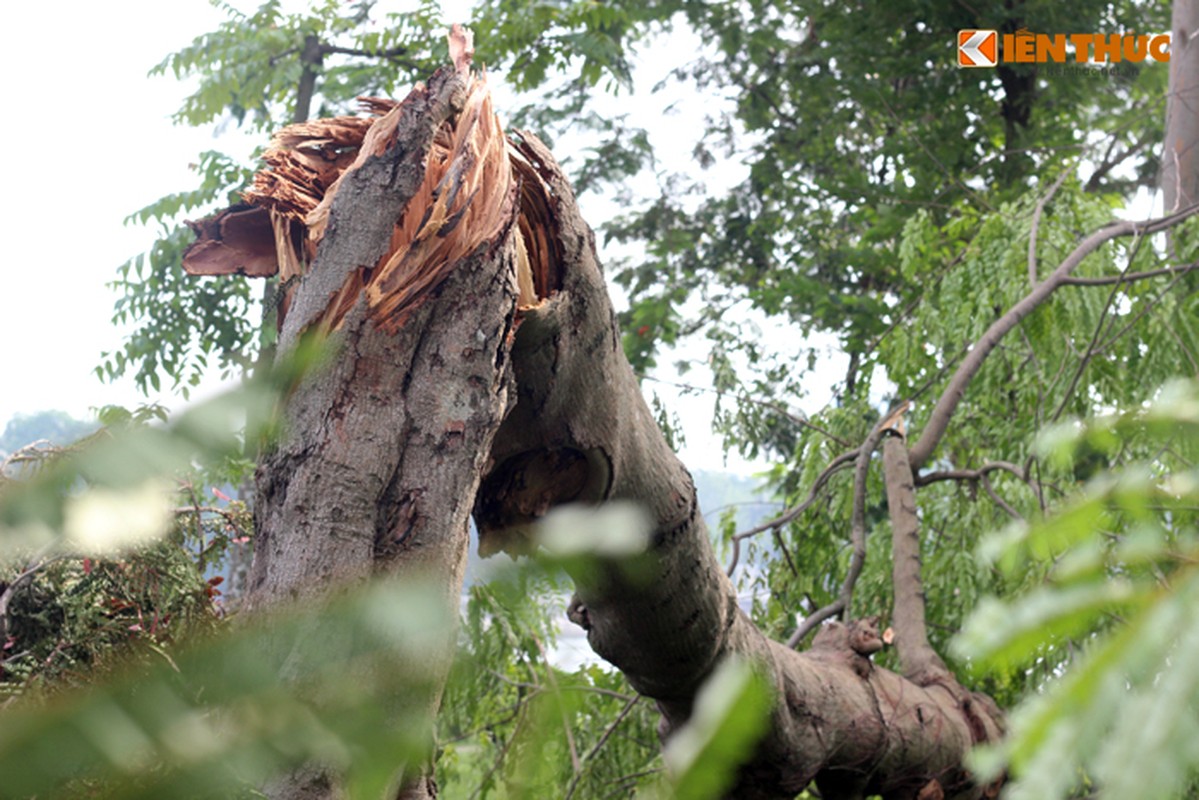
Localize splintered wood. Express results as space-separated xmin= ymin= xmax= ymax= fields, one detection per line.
xmin=182 ymin=25 xmax=553 ymax=333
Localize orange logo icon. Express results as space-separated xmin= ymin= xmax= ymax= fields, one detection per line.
xmin=958 ymin=29 xmax=998 ymax=67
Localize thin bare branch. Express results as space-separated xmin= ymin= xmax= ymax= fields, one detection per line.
xmin=772 ymin=529 xmax=800 ymax=579
xmin=564 ymin=694 xmax=643 ymax=800
xmin=915 ymin=460 xmax=1026 ymax=486
xmin=786 ymin=601 xmax=845 ymax=649
xmin=1049 ymin=234 xmax=1154 ymax=423
xmin=467 ymin=720 xmax=522 ymax=800
xmin=980 ymin=472 xmax=1023 ymax=521
xmin=1165 ymin=322 xmax=1199 ymax=375
xmin=0 ymin=440 xmax=70 ymax=476
xmin=918 ymin=460 xmax=1034 ymax=520
xmin=785 ymin=422 xmax=890 ymax=649
xmin=1060 ymin=260 xmax=1199 ymax=285
xmin=1029 ymin=169 xmax=1072 ymax=288
xmin=908 ymin=203 xmax=1199 ymax=470
xmin=483 ymin=669 xmax=635 ymax=702
xmin=1095 ymin=276 xmax=1199 ymax=356
xmin=531 ymin=633 xmax=580 ymax=773
xmin=726 ymin=449 xmax=858 ymax=576
xmin=640 ymin=373 xmax=853 ymax=448
xmin=1085 ymin=128 xmax=1158 ymax=192
xmin=317 ymin=43 xmax=424 ymax=76
xmin=171 ymin=505 xmax=250 ymax=533
xmin=840 ymin=426 xmax=887 ymax=617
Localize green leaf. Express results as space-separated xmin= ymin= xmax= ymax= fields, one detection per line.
xmin=662 ymin=658 xmax=772 ymax=799
xmin=0 ymin=579 xmax=450 ymax=799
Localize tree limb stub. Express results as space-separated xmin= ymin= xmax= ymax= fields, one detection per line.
xmin=882 ymin=433 xmax=949 ymax=685
xmin=182 ymin=204 xmax=279 ymax=278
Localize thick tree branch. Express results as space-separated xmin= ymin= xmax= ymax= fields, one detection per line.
xmin=882 ymin=435 xmax=948 ymax=685
xmin=474 ymin=137 xmax=1005 ymax=799
xmin=908 ymin=203 xmax=1199 ymax=470
xmin=1163 ymin=0 xmax=1199 ymax=215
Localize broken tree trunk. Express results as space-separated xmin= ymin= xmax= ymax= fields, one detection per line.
xmin=240 ymin=37 xmax=524 ymax=800
xmin=185 ymin=31 xmax=1004 ymax=800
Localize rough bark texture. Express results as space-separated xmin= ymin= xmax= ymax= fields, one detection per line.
xmin=247 ymin=65 xmax=520 ymax=800
xmin=1163 ymin=0 xmax=1199 ymax=214
xmin=475 ymin=136 xmax=1005 ymax=800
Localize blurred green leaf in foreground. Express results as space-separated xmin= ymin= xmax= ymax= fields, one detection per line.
xmin=955 ymin=379 xmax=1199 ymax=800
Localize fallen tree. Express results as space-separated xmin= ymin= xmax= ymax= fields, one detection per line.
xmin=182 ymin=27 xmax=1013 ymax=800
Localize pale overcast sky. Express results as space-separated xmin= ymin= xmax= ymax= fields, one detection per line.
xmin=2 ymin=2 xmax=235 ymax=421
xmin=0 ymin=0 xmax=830 ymax=474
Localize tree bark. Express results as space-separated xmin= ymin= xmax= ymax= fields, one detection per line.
xmin=882 ymin=434 xmax=948 ymax=686
xmin=247 ymin=65 xmax=520 ymax=800
xmin=1163 ymin=0 xmax=1199 ymax=214
xmin=476 ymin=136 xmax=1005 ymax=800
xmin=229 ymin=56 xmax=1006 ymax=800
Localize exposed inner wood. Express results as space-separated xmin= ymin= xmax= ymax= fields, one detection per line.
xmin=183 ymin=39 xmax=557 ymax=330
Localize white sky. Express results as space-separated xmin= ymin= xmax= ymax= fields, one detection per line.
xmin=0 ymin=1 xmax=833 ymax=475
xmin=1 ymin=1 xmax=232 ymax=421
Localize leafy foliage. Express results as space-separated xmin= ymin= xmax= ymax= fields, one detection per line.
xmin=0 ymin=355 xmax=444 ymax=798
xmin=439 ymin=570 xmax=662 ymax=798
xmin=77 ymin=0 xmax=1199 ymax=795
xmin=609 ymin=0 xmax=1171 ymax=398
xmin=727 ymin=176 xmax=1198 ymax=720
xmin=1 ymin=579 xmax=451 ymax=800
xmin=956 ymin=380 xmax=1199 ymax=799
xmin=0 ymin=372 xmax=761 ymax=798
xmin=660 ymin=659 xmax=771 ymax=800
xmin=1 ymin=535 xmax=222 ymax=702
xmin=0 ymin=356 xmax=303 ymax=710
